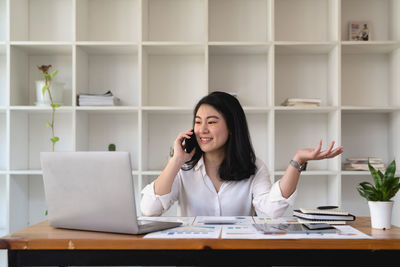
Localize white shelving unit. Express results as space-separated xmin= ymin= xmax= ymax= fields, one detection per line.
xmin=1 ymin=2 xmax=400 ymax=261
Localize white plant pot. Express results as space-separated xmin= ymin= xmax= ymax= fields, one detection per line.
xmin=35 ymin=80 xmax=64 ymax=106
xmin=368 ymin=201 xmax=394 ymax=229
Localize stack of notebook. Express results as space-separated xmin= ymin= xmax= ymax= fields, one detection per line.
xmin=293 ymin=207 xmax=356 ymax=225
xmin=78 ymin=91 xmax=120 ymax=106
xmin=281 ymin=98 xmax=321 ymax=107
xmin=343 ymin=157 xmax=385 ymax=172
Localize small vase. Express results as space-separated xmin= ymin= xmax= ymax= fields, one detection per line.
xmin=35 ymin=80 xmax=64 ymax=106
xmin=368 ymin=201 xmax=394 ymax=229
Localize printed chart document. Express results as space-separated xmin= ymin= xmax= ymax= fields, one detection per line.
xmin=328 ymin=225 xmax=372 ymax=239
xmin=144 ymin=225 xmax=222 ymax=239
xmin=194 ymin=216 xmax=254 ymax=225
xmin=253 ymin=216 xmax=298 ymax=224
xmin=222 ymin=224 xmax=372 ymax=239
xmin=141 ymin=216 xmax=372 ymax=239
xmin=222 ymin=225 xmax=260 ymax=239
xmin=138 ymin=216 xmax=195 ymax=226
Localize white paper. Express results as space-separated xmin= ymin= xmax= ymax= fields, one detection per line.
xmin=329 ymin=225 xmax=372 ymax=239
xmin=253 ymin=216 xmax=299 ymax=224
xmin=222 ymin=225 xmax=260 ymax=239
xmin=138 ymin=216 xmax=195 ymax=226
xmin=194 ymin=216 xmax=254 ymax=225
xmin=143 ymin=225 xmax=222 ymax=239
xmin=222 ymin=224 xmax=372 ymax=239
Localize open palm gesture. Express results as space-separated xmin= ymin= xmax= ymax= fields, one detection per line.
xmin=295 ymin=140 xmax=343 ymax=165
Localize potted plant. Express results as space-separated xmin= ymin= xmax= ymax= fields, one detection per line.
xmin=357 ymin=160 xmax=400 ymax=229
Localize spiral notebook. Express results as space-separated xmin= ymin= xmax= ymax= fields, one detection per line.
xmin=294 ymin=208 xmax=355 ymax=225
xmin=299 ymin=208 xmax=349 ymax=215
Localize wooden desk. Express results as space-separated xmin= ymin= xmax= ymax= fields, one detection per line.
xmin=1 ymin=217 xmax=400 ymax=266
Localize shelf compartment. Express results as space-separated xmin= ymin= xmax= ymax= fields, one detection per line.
xmin=209 ymin=45 xmax=272 ymax=107
xmin=143 ymin=0 xmax=205 ymax=42
xmin=275 ymin=44 xmax=339 ymax=107
xmin=275 ymin=111 xmax=339 ymax=171
xmin=76 ymin=0 xmax=139 ymax=42
xmin=341 ymin=111 xmax=400 ymax=169
xmin=341 ymin=175 xmax=372 ymax=217
xmin=0 ymin=44 xmax=7 ymax=106
xmin=75 ymin=109 xmax=139 ymax=170
xmin=10 ymin=0 xmax=72 ymax=41
xmin=341 ymin=43 xmax=400 ymax=107
xmin=9 ymin=175 xmax=46 ymax=233
xmin=0 ymin=175 xmax=7 ymax=234
xmin=76 ymin=45 xmax=139 ymax=106
xmin=10 ymin=109 xmax=73 ymax=170
xmin=142 ymin=44 xmax=206 ymax=107
xmin=245 ymin=112 xmax=272 ymax=169
xmin=10 ymin=44 xmax=73 ymax=106
xmin=0 ymin=0 xmax=6 ymax=41
xmin=276 ymin=174 xmax=341 ymax=217
xmin=275 ymin=0 xmax=338 ymax=42
xmin=341 ymin=0 xmax=400 ymax=41
xmin=142 ymin=111 xmax=192 ymax=171
xmin=209 ymin=0 xmax=271 ymax=42
xmin=0 ymin=112 xmax=7 ymax=170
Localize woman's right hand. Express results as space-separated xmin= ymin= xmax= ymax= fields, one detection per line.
xmin=171 ymin=129 xmax=196 ymax=166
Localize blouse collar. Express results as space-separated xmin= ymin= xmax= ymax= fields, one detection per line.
xmin=194 ymin=156 xmax=206 ymax=177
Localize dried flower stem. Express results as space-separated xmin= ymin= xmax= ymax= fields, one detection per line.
xmin=38 ymin=65 xmax=60 ymax=152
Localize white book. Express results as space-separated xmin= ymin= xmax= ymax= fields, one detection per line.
xmin=281 ymin=98 xmax=321 ymax=107
xmin=282 ymin=98 xmax=322 ymax=103
xmin=299 ymin=207 xmax=349 ymax=216
xmin=344 ymin=164 xmax=385 ymax=172
xmin=284 ymin=102 xmax=320 ymax=107
xmin=293 ymin=210 xmax=355 ymax=221
xmin=346 ymin=157 xmax=383 ymax=162
xmin=296 ymin=218 xmax=347 ymax=225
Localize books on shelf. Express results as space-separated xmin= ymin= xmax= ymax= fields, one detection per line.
xmin=343 ymin=157 xmax=385 ymax=172
xmin=78 ymin=91 xmax=120 ymax=106
xmin=293 ymin=208 xmax=356 ymax=225
xmin=281 ymin=98 xmax=321 ymax=107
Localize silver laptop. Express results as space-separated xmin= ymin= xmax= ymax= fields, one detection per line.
xmin=40 ymin=151 xmax=182 ymax=234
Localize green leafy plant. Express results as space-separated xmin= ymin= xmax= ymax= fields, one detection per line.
xmin=38 ymin=65 xmax=60 ymax=152
xmin=108 ymin=144 xmax=116 ymax=151
xmin=357 ymin=160 xmax=400 ymax=201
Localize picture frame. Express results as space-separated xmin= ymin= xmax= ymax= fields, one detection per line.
xmin=349 ymin=21 xmax=371 ymax=41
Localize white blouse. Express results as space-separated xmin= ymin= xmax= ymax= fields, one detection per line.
xmin=140 ymin=157 xmax=297 ymax=217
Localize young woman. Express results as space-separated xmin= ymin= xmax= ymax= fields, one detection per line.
xmin=141 ymin=92 xmax=343 ymax=217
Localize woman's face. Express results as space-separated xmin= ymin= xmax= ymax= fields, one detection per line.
xmin=194 ymin=104 xmax=230 ymax=154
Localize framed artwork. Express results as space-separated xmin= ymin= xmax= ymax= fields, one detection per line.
xmin=349 ymin=22 xmax=371 ymax=41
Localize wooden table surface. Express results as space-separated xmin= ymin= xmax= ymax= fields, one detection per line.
xmin=1 ymin=217 xmax=400 ymax=251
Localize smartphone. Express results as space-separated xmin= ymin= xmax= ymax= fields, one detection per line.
xmin=184 ymin=132 xmax=197 ymax=153
xmin=303 ymin=223 xmax=336 ymax=230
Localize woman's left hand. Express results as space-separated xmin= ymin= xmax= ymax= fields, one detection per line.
xmin=293 ymin=140 xmax=343 ymax=165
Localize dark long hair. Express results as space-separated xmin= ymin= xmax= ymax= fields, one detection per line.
xmin=182 ymin=91 xmax=257 ymax=181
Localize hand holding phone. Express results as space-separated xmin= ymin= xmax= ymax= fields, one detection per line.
xmin=184 ymin=131 xmax=196 ymax=153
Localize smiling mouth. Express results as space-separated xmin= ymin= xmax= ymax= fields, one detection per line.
xmin=200 ymin=137 xmax=213 ymax=143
